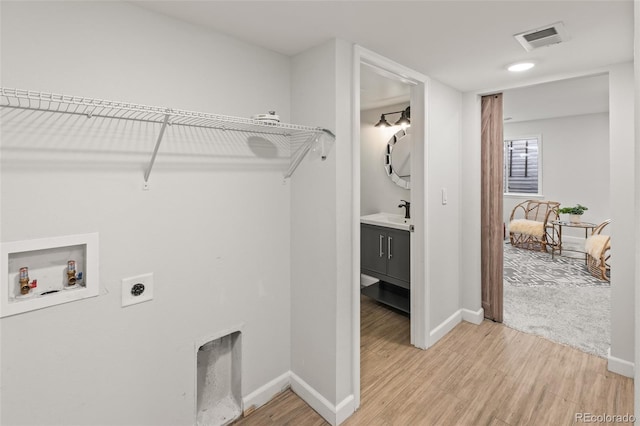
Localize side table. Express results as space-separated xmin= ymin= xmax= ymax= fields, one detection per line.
xmin=550 ymin=220 xmax=597 ymax=262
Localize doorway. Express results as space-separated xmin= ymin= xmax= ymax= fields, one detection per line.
xmin=483 ymin=73 xmax=612 ymax=357
xmin=359 ymin=64 xmax=412 ymax=314
xmin=352 ymin=45 xmax=429 ymax=409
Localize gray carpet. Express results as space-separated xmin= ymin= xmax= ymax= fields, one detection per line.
xmin=503 ymin=243 xmax=610 ymax=358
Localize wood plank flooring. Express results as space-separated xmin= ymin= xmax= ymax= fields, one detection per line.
xmin=234 ymin=296 xmax=633 ymax=425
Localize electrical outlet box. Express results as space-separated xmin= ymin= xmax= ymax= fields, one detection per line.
xmin=122 ymin=273 xmax=153 ymax=307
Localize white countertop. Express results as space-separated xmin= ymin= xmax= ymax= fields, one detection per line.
xmin=360 ymin=212 xmax=412 ymax=231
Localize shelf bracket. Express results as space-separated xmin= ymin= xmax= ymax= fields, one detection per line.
xmin=283 ymin=129 xmax=335 ymax=179
xmin=143 ymin=113 xmax=171 ymax=188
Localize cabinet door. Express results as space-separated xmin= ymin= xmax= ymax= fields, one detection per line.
xmin=361 ymin=224 xmax=387 ymax=276
xmin=386 ymin=228 xmax=410 ymax=284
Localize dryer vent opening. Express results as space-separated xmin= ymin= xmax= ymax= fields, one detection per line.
xmin=196 ymin=331 xmax=242 ymax=426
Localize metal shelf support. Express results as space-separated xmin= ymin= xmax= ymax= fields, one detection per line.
xmin=143 ymin=113 xmax=171 ymax=188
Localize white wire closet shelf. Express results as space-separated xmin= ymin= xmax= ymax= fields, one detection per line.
xmin=0 ymin=87 xmax=335 ymax=184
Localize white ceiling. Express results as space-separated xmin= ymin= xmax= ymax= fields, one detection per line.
xmin=134 ymin=0 xmax=633 ymax=93
xmin=360 ymin=64 xmax=410 ymax=110
xmin=360 ymin=56 xmax=609 ymax=122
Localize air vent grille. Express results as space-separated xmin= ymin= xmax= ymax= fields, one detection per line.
xmin=514 ymin=22 xmax=569 ymax=51
xmin=523 ymin=27 xmax=558 ymax=42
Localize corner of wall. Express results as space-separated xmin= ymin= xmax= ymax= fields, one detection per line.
xmin=459 ymin=92 xmax=483 ymax=314
xmin=461 ymin=307 xmax=484 ymax=325
xmin=608 ymin=348 xmax=635 ymax=378
xmin=242 ymin=372 xmax=292 ymax=417
xmin=290 ymin=372 xmax=355 ymax=426
xmin=290 ymin=37 xmax=355 ymax=416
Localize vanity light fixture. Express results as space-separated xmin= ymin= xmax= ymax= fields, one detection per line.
xmin=395 ymin=108 xmax=410 ymax=127
xmin=507 ymin=62 xmax=535 ymax=72
xmin=374 ymin=114 xmax=392 ymax=128
xmin=374 ymin=106 xmax=411 ymax=128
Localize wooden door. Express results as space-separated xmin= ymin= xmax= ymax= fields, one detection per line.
xmin=481 ymin=94 xmax=504 ymax=322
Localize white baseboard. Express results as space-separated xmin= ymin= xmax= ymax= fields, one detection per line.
xmin=335 ymin=394 xmax=356 ymax=425
xmin=242 ymin=371 xmax=291 ymax=415
xmin=461 ymin=307 xmax=484 ymax=325
xmin=290 ymin=372 xmax=355 ymax=426
xmin=607 ymin=348 xmax=635 ymax=378
xmin=429 ymin=308 xmax=484 ymax=346
xmin=242 ymin=371 xmax=355 ymax=425
xmin=430 ymin=310 xmax=462 ymax=345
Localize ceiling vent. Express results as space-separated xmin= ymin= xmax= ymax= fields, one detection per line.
xmin=514 ymin=22 xmax=570 ymax=51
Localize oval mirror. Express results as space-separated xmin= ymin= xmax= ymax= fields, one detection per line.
xmin=384 ymin=128 xmax=411 ymax=189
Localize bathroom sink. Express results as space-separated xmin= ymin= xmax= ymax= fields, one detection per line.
xmin=385 ymin=214 xmax=410 ymax=224
xmin=360 ymin=212 xmax=412 ymax=231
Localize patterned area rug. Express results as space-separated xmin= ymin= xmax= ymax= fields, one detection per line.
xmin=503 ymin=242 xmax=610 ymax=358
xmin=504 ymin=243 xmax=609 ymax=288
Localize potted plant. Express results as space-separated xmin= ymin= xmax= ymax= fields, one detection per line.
xmin=558 ymin=204 xmax=588 ymax=223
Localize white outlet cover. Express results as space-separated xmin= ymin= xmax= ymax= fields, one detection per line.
xmin=122 ymin=273 xmax=154 ymax=307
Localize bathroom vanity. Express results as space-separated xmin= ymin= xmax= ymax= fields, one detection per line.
xmin=360 ymin=213 xmax=411 ymax=314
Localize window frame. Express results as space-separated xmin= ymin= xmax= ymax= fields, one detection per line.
xmin=503 ymin=134 xmax=543 ymax=198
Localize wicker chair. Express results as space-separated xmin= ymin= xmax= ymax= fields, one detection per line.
xmin=585 ymin=219 xmax=611 ymax=282
xmin=509 ymin=200 xmax=560 ymax=252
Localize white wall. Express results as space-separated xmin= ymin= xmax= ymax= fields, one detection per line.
xmin=1 ymin=2 xmax=295 ymax=424
xmin=426 ymin=79 xmax=463 ymax=331
xmin=290 ymin=39 xmax=355 ymax=423
xmin=503 ymin=113 xmax=610 ymax=241
xmin=460 ymin=93 xmax=482 ymax=313
xmin=333 ymin=39 xmax=355 ymax=415
xmin=290 ymin=40 xmax=338 ymax=406
xmin=360 ymin=103 xmax=411 ymax=215
xmin=609 ymin=62 xmax=635 ymax=367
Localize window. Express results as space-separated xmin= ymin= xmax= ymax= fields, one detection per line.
xmin=503 ymin=137 xmax=541 ymax=195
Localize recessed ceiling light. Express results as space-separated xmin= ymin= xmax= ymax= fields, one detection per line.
xmin=508 ymin=62 xmax=535 ymax=72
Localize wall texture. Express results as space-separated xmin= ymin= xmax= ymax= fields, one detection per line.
xmin=1 ymin=2 xmax=296 ymax=424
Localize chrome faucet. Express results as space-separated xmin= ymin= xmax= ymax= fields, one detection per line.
xmin=398 ymin=200 xmax=411 ymax=219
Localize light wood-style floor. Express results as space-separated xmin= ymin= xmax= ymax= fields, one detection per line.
xmin=235 ymin=296 xmax=633 ymax=425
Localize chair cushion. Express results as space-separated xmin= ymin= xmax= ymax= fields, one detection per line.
xmin=585 ymin=235 xmax=610 ymax=258
xmin=509 ymin=219 xmax=544 ymax=238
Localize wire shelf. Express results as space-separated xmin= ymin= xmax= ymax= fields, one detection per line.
xmin=0 ymin=87 xmax=334 ymax=183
